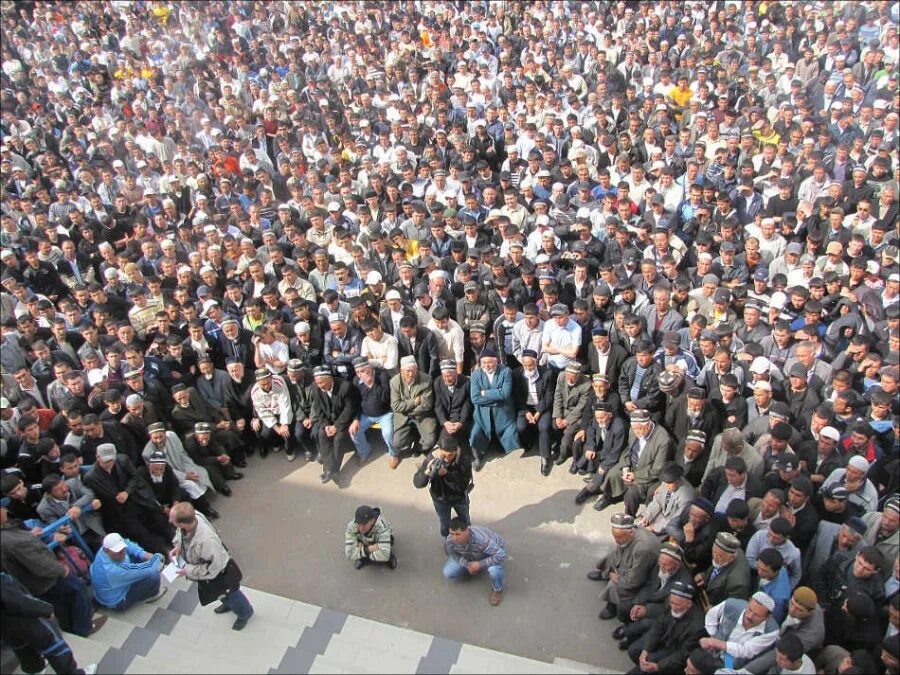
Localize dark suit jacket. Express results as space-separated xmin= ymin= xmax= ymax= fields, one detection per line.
xmin=701 ymin=550 xmax=752 ymax=606
xmin=618 ymin=358 xmax=665 ymax=418
xmin=587 ymin=343 xmax=628 ymax=385
xmin=310 ymin=379 xmax=359 ymax=429
xmin=433 ymin=374 xmax=473 ymax=426
xmin=584 ymin=415 xmax=628 ymax=475
xmin=511 ymin=367 xmax=556 ymax=414
xmin=397 ymin=327 xmax=441 ymax=378
xmin=664 ymin=396 xmax=724 ymax=451
xmin=217 ymin=330 xmax=254 ymax=369
xmin=699 ymin=469 xmax=765 ymax=510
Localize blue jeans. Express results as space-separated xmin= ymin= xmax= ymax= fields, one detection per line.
xmin=40 ymin=574 xmax=93 ymax=637
xmin=220 ymin=586 xmax=253 ymax=620
xmin=351 ymin=412 xmax=395 ymax=458
xmin=443 ymin=557 xmax=505 ymax=592
xmin=433 ymin=498 xmax=470 ymax=538
xmin=111 ymin=573 xmax=161 ymax=611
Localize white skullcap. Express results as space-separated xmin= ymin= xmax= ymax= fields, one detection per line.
xmin=751 ymin=591 xmax=776 ymax=613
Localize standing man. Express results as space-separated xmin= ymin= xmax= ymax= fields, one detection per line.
xmin=443 ymin=517 xmax=508 ymax=606
xmin=414 ymin=434 xmax=474 ymax=537
xmin=390 ymin=356 xmax=439 ymax=468
xmin=344 ymin=505 xmax=397 ymax=570
xmin=469 ymin=348 xmax=521 ymax=470
xmin=310 ymin=366 xmax=360 ymax=484
xmin=170 ymin=503 xmax=254 ymax=631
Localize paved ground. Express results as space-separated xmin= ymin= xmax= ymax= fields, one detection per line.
xmin=212 ymin=443 xmax=633 ymax=672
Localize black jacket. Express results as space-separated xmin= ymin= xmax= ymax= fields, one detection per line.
xmin=618 ymin=357 xmax=665 ymax=418
xmin=433 ymin=374 xmax=473 ymax=426
xmin=511 ymin=367 xmax=555 ymax=413
xmin=584 ymin=415 xmax=628 ymax=475
xmin=699 ymin=469 xmax=765 ymax=510
xmin=640 ymin=605 xmax=706 ymax=673
xmin=413 ymin=452 xmax=473 ymax=503
xmin=353 ymin=368 xmax=392 ymax=418
xmin=397 ymin=327 xmax=441 ymax=378
xmin=310 ymin=379 xmax=359 ymax=429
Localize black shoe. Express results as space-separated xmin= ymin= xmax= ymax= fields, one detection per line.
xmin=259 ymin=446 xmax=269 ymax=458
xmin=232 ymin=616 xmax=250 ymax=631
xmin=219 ymin=485 xmax=232 ymax=497
xmin=574 ymin=488 xmax=593 ymax=505
xmin=582 ymin=475 xmax=596 ymax=483
xmin=206 ymin=508 xmax=220 ymax=519
xmin=593 ymin=495 xmax=612 ymax=512
xmin=578 ymin=468 xmax=589 ymax=475
xmin=245 ymin=447 xmax=255 ymax=457
xmin=304 ymin=450 xmax=315 ymax=462
xmin=473 ymin=456 xmax=484 ymax=472
xmin=321 ymin=471 xmax=333 ymax=484
xmin=568 ymin=461 xmax=579 ymax=474
xmin=354 ymin=558 xmax=366 ymax=570
xmin=541 ymin=459 xmax=551 ymax=476
xmin=554 ymin=453 xmax=568 ymax=466
xmin=586 ymin=570 xmax=604 ymax=581
xmin=214 ymin=603 xmax=232 ymax=614
xmin=232 ymin=460 xmax=247 ymax=468
xmin=618 ymin=637 xmax=631 ymax=651
xmin=387 ymin=554 xmax=398 ymax=569
xmin=599 ymin=603 xmax=617 ymax=620
xmin=612 ymin=625 xmax=626 ymax=640
xmin=230 ymin=472 xmax=244 ymax=480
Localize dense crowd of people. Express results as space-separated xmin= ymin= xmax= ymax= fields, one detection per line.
xmin=0 ymin=0 xmax=898 ymax=673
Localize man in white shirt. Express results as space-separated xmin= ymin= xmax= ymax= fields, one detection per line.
xmin=541 ymin=304 xmax=581 ymax=373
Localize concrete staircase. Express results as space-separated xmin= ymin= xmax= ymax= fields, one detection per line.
xmin=14 ymin=577 xmax=606 ymax=674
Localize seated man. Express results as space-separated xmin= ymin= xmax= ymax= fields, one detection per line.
xmin=468 ymin=349 xmax=521 ymax=470
xmin=344 ymin=505 xmax=397 ymax=570
xmin=443 ymin=517 xmax=507 ymax=606
xmin=390 ymin=356 xmax=438 ymax=468
xmin=588 ymin=513 xmax=661 ymax=622
xmin=36 ymin=473 xmax=104 ymax=552
xmin=699 ymin=592 xmax=780 ymax=670
xmin=90 ymin=532 xmax=166 ymax=610
xmin=637 ymin=462 xmax=695 ymax=539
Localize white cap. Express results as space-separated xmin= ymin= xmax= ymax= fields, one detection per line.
xmin=102 ymin=533 xmax=127 ymax=553
xmin=293 ymin=321 xmax=310 ymax=335
xmin=135 ymin=160 xmax=147 ymax=169
xmin=385 ymin=289 xmax=402 ymax=301
xmin=751 ymin=591 xmax=776 ymax=613
xmin=750 ymin=357 xmax=772 ymax=374
xmin=819 ymin=426 xmax=840 ymax=442
xmin=327 ymin=201 xmax=341 ymax=211
xmin=201 ymin=299 xmax=219 ymax=315
xmin=848 ymin=455 xmax=870 ymax=473
xmin=125 ymin=394 xmax=143 ymax=407
xmin=365 ymin=271 xmax=383 ymax=285
xmin=400 ymin=355 xmax=417 ymax=369
xmin=769 ymin=291 xmax=787 ymax=310
xmin=752 ymin=380 xmax=772 ymax=391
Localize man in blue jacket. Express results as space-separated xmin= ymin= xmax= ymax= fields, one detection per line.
xmin=468 ymin=348 xmax=521 ymax=471
xmin=89 ymin=533 xmax=166 ymax=610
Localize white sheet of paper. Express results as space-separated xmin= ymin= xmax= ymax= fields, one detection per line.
xmin=161 ymin=562 xmax=181 ymax=583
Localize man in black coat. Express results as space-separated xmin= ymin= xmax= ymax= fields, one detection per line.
xmin=625 ymin=581 xmax=705 ymax=674
xmin=699 ymin=456 xmax=765 ymax=516
xmin=217 ymin=317 xmax=255 ymax=370
xmin=575 ymin=402 xmax=629 ymax=506
xmin=309 ymin=366 xmax=360 ymax=484
xmin=663 ymin=387 xmax=723 ymax=452
xmin=618 ymin=341 xmax=665 ymax=422
xmin=82 ymin=444 xmax=173 ymax=555
xmin=412 ymin=433 xmax=473 ymax=537
xmin=512 ymin=350 xmax=556 ymax=475
xmin=396 ymin=316 xmax=441 ymax=378
xmin=433 ymin=360 xmax=473 ymax=449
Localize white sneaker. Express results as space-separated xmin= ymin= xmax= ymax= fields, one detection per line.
xmin=83 ymin=664 xmax=98 ymax=675
xmin=144 ymin=586 xmax=168 ymax=603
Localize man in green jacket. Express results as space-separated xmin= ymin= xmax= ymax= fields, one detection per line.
xmin=344 ymin=505 xmax=397 ymax=570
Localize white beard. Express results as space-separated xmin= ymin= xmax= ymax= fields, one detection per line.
xmin=671 ymin=608 xmax=689 ymax=619
xmin=150 ymin=474 xmax=164 ymax=484
xmin=658 ymin=570 xmax=673 ymax=586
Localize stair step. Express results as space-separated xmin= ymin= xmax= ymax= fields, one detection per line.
xmin=552 ymin=656 xmax=599 ymax=673
xmin=319 ymin=635 xmax=423 ymax=672
xmin=124 ymin=647 xmax=253 ymax=675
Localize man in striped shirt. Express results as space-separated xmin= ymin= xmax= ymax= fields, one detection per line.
xmin=443 ymin=517 xmax=508 ymax=606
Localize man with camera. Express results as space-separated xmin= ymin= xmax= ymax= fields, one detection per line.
xmin=413 ymin=433 xmax=474 ymax=538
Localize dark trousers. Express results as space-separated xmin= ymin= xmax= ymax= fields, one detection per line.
xmin=259 ymin=423 xmax=293 ymax=454
xmin=196 ymin=457 xmax=230 ymax=492
xmin=433 ymin=497 xmax=470 ymax=538
xmin=39 ymin=575 xmax=93 ymax=637
xmin=3 ymin=615 xmax=83 ymax=674
xmin=110 ymin=574 xmax=161 ymax=611
xmin=315 ymin=424 xmax=351 ymax=474
xmin=122 ymin=508 xmax=173 ymax=556
xmin=212 ymin=429 xmax=246 ymax=463
xmin=554 ymin=423 xmax=580 ymax=459
xmin=516 ymin=409 xmax=552 ymax=459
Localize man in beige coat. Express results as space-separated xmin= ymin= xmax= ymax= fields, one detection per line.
xmin=389 ymin=356 xmax=438 ymax=468
xmin=587 ymin=513 xmax=661 ymax=622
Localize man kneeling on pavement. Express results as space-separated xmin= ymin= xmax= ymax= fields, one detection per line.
xmin=344 ymin=505 xmax=397 ymax=570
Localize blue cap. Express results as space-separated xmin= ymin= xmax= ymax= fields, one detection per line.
xmin=753 ymin=268 xmax=769 ymax=281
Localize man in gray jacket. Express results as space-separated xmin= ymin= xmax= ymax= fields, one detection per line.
xmin=637 ymin=462 xmax=695 ymax=539
xmin=36 ymin=473 xmax=105 ymax=551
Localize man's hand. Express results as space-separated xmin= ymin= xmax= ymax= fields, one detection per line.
xmin=250 ymin=418 xmax=261 ymax=432
xmin=367 ymin=543 xmax=379 ymax=554
xmin=622 ymin=471 xmax=634 ymax=485
xmin=169 ymin=545 xmax=180 ymax=561
xmin=185 ymin=471 xmax=200 ymax=481
xmin=638 ymin=651 xmax=658 ymax=673
xmin=699 ymin=637 xmax=725 ymax=652
xmin=235 ymin=419 xmax=246 ymax=431
xmin=325 ymin=425 xmax=337 ymax=437
xmin=116 ymin=491 xmax=129 ymax=504
xmin=694 ymin=572 xmax=705 ymax=587
xmin=52 ymin=532 xmax=67 ymax=544
xmin=555 ymin=417 xmax=567 ymax=429
xmin=624 ymin=401 xmax=637 ymax=412
xmin=349 ymin=419 xmax=360 ymax=437
xmin=302 ymin=418 xmax=313 ymax=429
xmin=217 ymin=455 xmax=230 ymax=464
xmin=683 ymin=521 xmax=695 ymax=542
xmin=466 ymin=561 xmax=481 ymax=575
xmin=630 ymin=605 xmax=646 ymax=621
xmin=575 ymin=429 xmax=586 ymax=442
xmin=216 ymin=420 xmax=230 ymax=430
xmin=90 ymin=499 xmax=101 ymax=511
xmin=275 ymin=424 xmax=290 ymax=438
xmin=66 ymin=506 xmax=82 ymax=520
xmin=585 ymin=449 xmax=595 ymax=460
xmin=609 ymin=571 xmax=619 ymax=584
